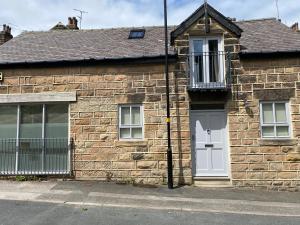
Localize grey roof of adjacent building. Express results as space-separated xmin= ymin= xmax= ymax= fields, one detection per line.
xmin=0 ymin=18 xmax=299 ymax=65
xmin=237 ymin=18 xmax=300 ymax=54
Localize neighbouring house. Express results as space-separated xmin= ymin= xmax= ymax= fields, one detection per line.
xmin=0 ymin=3 xmax=300 ymax=191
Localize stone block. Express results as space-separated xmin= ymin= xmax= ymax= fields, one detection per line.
xmin=231 ymin=163 xmax=249 ymax=171
xmin=132 ymin=153 xmax=145 ymax=160
xmin=75 ymin=118 xmax=90 ymax=125
xmin=287 ymin=153 xmax=300 ymax=162
xmin=263 ymin=172 xmax=277 ymax=179
xmin=264 ymin=154 xmax=285 ymax=162
xmin=137 ymin=161 xmax=158 ymax=169
xmin=247 ymin=155 xmax=263 ymax=163
xmin=249 ymin=161 xmax=268 ymax=171
xmin=278 ymin=172 xmax=298 ymax=179
xmin=232 ymin=172 xmax=246 ymax=179
xmin=254 ymin=89 xmax=295 ymax=101
xmin=247 ymin=171 xmax=263 ymax=179
xmin=112 ymin=162 xmax=135 ymax=170
xmin=269 ymin=162 xmax=283 ymax=171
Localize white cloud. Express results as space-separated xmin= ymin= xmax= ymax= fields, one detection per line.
xmin=0 ymin=0 xmax=298 ymax=36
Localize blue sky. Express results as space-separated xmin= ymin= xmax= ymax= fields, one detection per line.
xmin=0 ymin=0 xmax=299 ymax=36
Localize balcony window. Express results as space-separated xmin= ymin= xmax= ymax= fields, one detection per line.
xmin=189 ymin=37 xmax=229 ymax=89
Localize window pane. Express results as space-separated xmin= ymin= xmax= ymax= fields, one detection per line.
xmin=193 ymin=40 xmax=203 ymax=53
xmin=45 ymin=104 xmax=68 ymax=138
xmin=193 ymin=40 xmax=204 ymax=83
xmin=46 ymin=104 xmax=68 ymax=123
xmin=208 ymin=40 xmax=220 ymax=83
xmin=131 ymin=107 xmax=141 ymax=125
xmin=275 ymin=103 xmax=287 ymax=123
xmin=120 ymin=128 xmax=130 ymax=139
xmin=262 ymin=126 xmax=275 ymax=137
xmin=21 ymin=105 xmax=43 ymax=124
xmin=276 ymin=126 xmax=289 ymax=137
xmin=20 ymin=105 xmax=43 ymax=139
xmin=0 ymin=105 xmax=17 ymax=139
xmin=18 ymin=139 xmax=43 ymax=172
xmin=0 ymin=106 xmax=17 ymax=171
xmin=262 ymin=104 xmax=273 ymax=123
xmin=132 ymin=128 xmax=142 ymax=139
xmin=121 ymin=107 xmax=130 ymax=125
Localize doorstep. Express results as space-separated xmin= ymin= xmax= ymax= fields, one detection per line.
xmin=193 ymin=177 xmax=231 ymax=188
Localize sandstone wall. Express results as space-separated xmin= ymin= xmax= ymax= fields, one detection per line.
xmin=231 ymin=57 xmax=300 ymax=191
xmin=0 ymin=64 xmax=192 ymax=185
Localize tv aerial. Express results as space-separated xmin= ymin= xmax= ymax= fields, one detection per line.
xmin=73 ymin=9 xmax=88 ymax=29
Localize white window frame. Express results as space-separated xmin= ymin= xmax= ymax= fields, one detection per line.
xmin=189 ymin=36 xmax=225 ymax=85
xmin=119 ymin=105 xmax=144 ymax=140
xmin=259 ymin=101 xmax=291 ymax=139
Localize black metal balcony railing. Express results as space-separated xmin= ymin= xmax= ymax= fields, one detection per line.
xmin=187 ymin=51 xmax=232 ymax=90
xmin=0 ymin=138 xmax=71 ymax=175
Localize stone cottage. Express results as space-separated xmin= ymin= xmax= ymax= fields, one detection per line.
xmin=0 ymin=3 xmax=300 ymax=190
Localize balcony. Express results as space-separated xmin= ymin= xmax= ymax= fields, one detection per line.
xmin=0 ymin=138 xmax=72 ymax=175
xmin=187 ymin=51 xmax=232 ymax=91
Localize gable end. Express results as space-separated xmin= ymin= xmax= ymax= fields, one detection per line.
xmin=171 ymin=3 xmax=243 ymax=44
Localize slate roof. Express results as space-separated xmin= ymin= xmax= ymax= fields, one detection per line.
xmin=236 ymin=18 xmax=300 ymax=54
xmin=0 ymin=18 xmax=299 ymax=65
xmin=0 ymin=26 xmax=175 ymax=65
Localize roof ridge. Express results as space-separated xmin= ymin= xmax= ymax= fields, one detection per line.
xmin=236 ymin=17 xmax=277 ymax=23
xmin=20 ymin=25 xmax=177 ymax=35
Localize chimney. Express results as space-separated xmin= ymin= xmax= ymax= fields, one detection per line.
xmin=291 ymin=22 xmax=299 ymax=32
xmin=66 ymin=17 xmax=79 ymax=30
xmin=0 ymin=24 xmax=13 ymax=46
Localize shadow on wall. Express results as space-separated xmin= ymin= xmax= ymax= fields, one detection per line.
xmin=174 ymin=71 xmax=186 ymax=187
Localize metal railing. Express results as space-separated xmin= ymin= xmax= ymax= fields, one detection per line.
xmin=187 ymin=51 xmax=232 ymax=90
xmin=0 ymin=138 xmax=71 ymax=175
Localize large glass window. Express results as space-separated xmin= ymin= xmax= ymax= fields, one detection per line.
xmin=260 ymin=102 xmax=290 ymax=138
xmin=0 ymin=104 xmax=69 ymax=174
xmin=119 ymin=105 xmax=143 ymax=140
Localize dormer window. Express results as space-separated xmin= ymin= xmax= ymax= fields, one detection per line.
xmin=129 ymin=29 xmax=145 ymax=39
xmin=189 ymin=37 xmax=230 ymax=89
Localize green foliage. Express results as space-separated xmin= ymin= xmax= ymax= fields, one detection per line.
xmin=15 ymin=175 xmax=26 ymax=181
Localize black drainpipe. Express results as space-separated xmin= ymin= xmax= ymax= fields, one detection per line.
xmin=164 ymin=0 xmax=173 ymax=189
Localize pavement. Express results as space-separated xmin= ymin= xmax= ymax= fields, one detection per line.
xmin=0 ymin=180 xmax=299 ymax=224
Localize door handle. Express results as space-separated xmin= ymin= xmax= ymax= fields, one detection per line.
xmin=205 ymin=144 xmax=214 ymax=147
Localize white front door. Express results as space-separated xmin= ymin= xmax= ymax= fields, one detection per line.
xmin=191 ymin=111 xmax=228 ymax=177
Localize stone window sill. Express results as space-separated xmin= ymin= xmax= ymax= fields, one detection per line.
xmin=258 ymin=139 xmax=297 ymax=146
xmin=115 ymin=140 xmax=148 ymax=147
